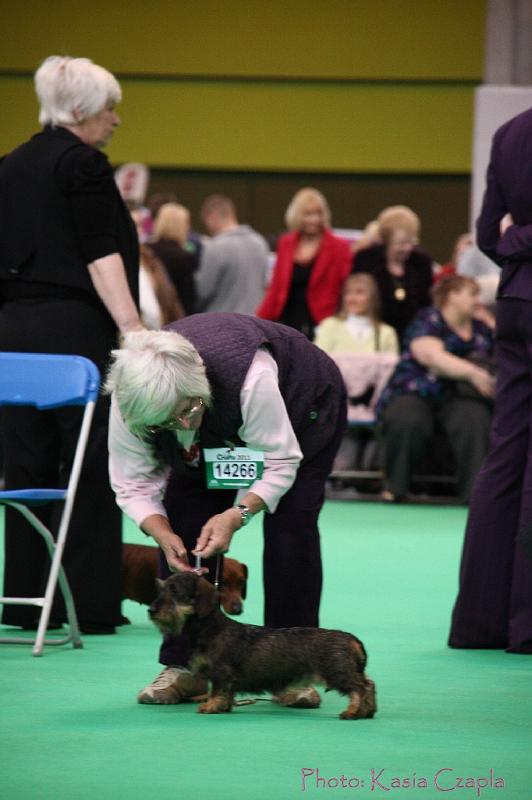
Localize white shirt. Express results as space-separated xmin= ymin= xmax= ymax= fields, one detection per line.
xmin=345 ymin=314 xmax=374 ymax=342
xmin=138 ymin=265 xmax=162 ymax=330
xmin=108 ymin=348 xmax=303 ymax=527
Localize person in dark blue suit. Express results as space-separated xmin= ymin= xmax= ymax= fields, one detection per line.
xmin=449 ymin=107 xmax=532 ymax=654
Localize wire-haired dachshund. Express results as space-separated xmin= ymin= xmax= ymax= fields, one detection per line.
xmin=148 ymin=572 xmax=377 ymax=720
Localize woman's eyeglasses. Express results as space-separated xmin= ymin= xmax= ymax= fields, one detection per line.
xmin=146 ymin=398 xmax=204 ymax=435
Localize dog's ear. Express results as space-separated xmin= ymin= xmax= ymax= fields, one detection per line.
xmin=241 ymin=563 xmax=248 ymax=599
xmin=155 ymin=578 xmax=165 ymax=592
xmin=195 ymin=577 xmax=219 ymax=617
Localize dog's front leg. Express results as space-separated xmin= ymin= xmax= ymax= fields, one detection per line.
xmin=198 ymin=688 xmax=234 ymax=714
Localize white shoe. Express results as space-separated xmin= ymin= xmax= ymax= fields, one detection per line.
xmin=137 ymin=666 xmax=208 ymax=705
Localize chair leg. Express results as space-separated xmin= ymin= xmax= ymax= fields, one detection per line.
xmin=2 ymin=502 xmax=83 ymax=655
xmin=32 ymin=565 xmax=83 ymax=655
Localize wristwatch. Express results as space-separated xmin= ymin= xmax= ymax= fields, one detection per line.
xmin=234 ymin=503 xmax=252 ymax=527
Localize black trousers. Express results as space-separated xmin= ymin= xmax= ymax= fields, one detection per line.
xmin=381 ymin=394 xmax=492 ymax=501
xmin=0 ymin=297 xmax=123 ymax=628
xmin=158 ymin=400 xmax=346 ymax=667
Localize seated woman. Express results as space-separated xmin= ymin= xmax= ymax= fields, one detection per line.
xmin=315 ymin=273 xmax=398 ymax=355
xmin=315 ymin=273 xmax=399 ymax=471
xmin=352 ymin=205 xmax=434 ymax=341
xmin=377 ymin=276 xmax=495 ymax=503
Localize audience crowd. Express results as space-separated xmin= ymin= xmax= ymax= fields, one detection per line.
xmin=0 ymin=168 xmax=492 ymax=504
xmin=118 ymin=185 xmax=494 ymax=505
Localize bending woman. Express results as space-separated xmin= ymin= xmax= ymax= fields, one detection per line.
xmin=106 ymin=314 xmax=346 ymax=707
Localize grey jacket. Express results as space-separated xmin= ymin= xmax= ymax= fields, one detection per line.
xmin=195 ymin=225 xmax=269 ymax=314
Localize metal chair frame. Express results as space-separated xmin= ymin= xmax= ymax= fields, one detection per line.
xmin=0 ymin=353 xmax=100 ymax=655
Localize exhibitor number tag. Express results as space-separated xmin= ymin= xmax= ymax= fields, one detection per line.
xmin=204 ymin=447 xmax=264 ymax=489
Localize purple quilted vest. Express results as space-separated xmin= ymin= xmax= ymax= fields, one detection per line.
xmin=162 ymin=312 xmax=345 ymax=462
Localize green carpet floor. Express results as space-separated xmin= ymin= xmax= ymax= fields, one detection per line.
xmin=1 ymin=502 xmax=531 ymax=800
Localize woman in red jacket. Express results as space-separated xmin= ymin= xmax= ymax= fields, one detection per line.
xmin=256 ymin=188 xmax=351 ymax=338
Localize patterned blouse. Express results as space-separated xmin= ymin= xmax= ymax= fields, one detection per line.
xmin=376 ymin=306 xmax=494 ymax=415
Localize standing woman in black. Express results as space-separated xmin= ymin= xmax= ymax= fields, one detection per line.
xmin=0 ymin=56 xmax=143 ymax=634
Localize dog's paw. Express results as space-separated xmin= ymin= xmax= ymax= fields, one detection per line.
xmin=198 ymin=697 xmax=233 ymax=714
xmin=339 ymin=708 xmax=375 ymax=720
xmin=339 ymin=709 xmax=358 ymax=720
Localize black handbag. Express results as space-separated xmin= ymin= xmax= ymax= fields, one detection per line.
xmin=450 ymin=352 xmax=496 ymax=405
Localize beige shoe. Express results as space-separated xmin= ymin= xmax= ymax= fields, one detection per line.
xmin=137 ymin=666 xmax=208 ymax=705
xmin=273 ymin=686 xmax=321 ymax=708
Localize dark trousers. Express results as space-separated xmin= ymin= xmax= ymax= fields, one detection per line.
xmin=381 ymin=394 xmax=491 ymax=502
xmin=158 ymin=402 xmax=346 ymax=666
xmin=449 ymin=298 xmax=532 ymax=653
xmin=0 ymin=297 xmax=123 ymax=628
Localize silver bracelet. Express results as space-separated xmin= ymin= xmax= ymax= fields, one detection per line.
xmin=234 ymin=504 xmax=252 ymax=527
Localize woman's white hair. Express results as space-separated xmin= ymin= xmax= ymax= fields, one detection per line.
xmin=105 ymin=329 xmax=212 ymax=436
xmin=35 ymin=55 xmax=122 ymax=127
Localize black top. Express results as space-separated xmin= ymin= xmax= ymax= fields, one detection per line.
xmin=352 ymin=244 xmax=433 ymax=341
xmin=278 ymin=260 xmax=315 ymax=339
xmin=150 ymin=238 xmax=198 ymax=315
xmin=0 ymin=126 xmax=139 ymax=311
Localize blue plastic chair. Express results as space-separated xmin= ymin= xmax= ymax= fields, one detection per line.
xmin=0 ymin=353 xmax=100 ymax=655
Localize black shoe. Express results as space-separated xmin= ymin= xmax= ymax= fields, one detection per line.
xmin=21 ymin=619 xmax=64 ymax=631
xmin=79 ymin=622 xmax=117 ymax=635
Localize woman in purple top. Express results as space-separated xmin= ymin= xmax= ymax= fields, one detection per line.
xmin=449 ymin=106 xmax=532 ymax=654
xmin=378 ymin=276 xmax=495 ymax=503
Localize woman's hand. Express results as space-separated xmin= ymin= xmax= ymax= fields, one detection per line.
xmin=140 ymin=514 xmax=205 ymax=574
xmin=156 ymin=532 xmax=197 ymax=573
xmin=192 ymin=508 xmax=242 ymax=560
xmin=411 ymin=337 xmax=496 ymax=397
xmin=472 ymin=304 xmax=496 ymax=329
xmin=500 ymin=213 xmax=514 ymax=235
xmin=87 ymin=253 xmax=144 ymax=335
xmin=469 ymin=367 xmax=496 ymax=399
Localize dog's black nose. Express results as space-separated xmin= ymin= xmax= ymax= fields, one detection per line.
xmin=229 ymin=603 xmax=243 ymax=615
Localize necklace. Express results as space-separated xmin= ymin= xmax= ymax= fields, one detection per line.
xmin=388 ymin=264 xmax=407 ymax=301
xmin=391 ymin=278 xmax=406 ymax=301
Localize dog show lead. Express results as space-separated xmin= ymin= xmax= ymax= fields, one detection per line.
xmin=106 ymin=313 xmax=346 ymax=707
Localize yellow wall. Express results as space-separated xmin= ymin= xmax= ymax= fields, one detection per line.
xmin=0 ymin=0 xmax=485 ymax=173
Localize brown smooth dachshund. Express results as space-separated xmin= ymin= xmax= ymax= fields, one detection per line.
xmin=122 ymin=542 xmax=248 ymax=616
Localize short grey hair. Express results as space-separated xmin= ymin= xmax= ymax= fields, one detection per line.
xmin=105 ymin=329 xmax=212 ymax=436
xmin=200 ymin=194 xmax=236 ymax=221
xmin=35 ymin=55 xmax=122 ymax=127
